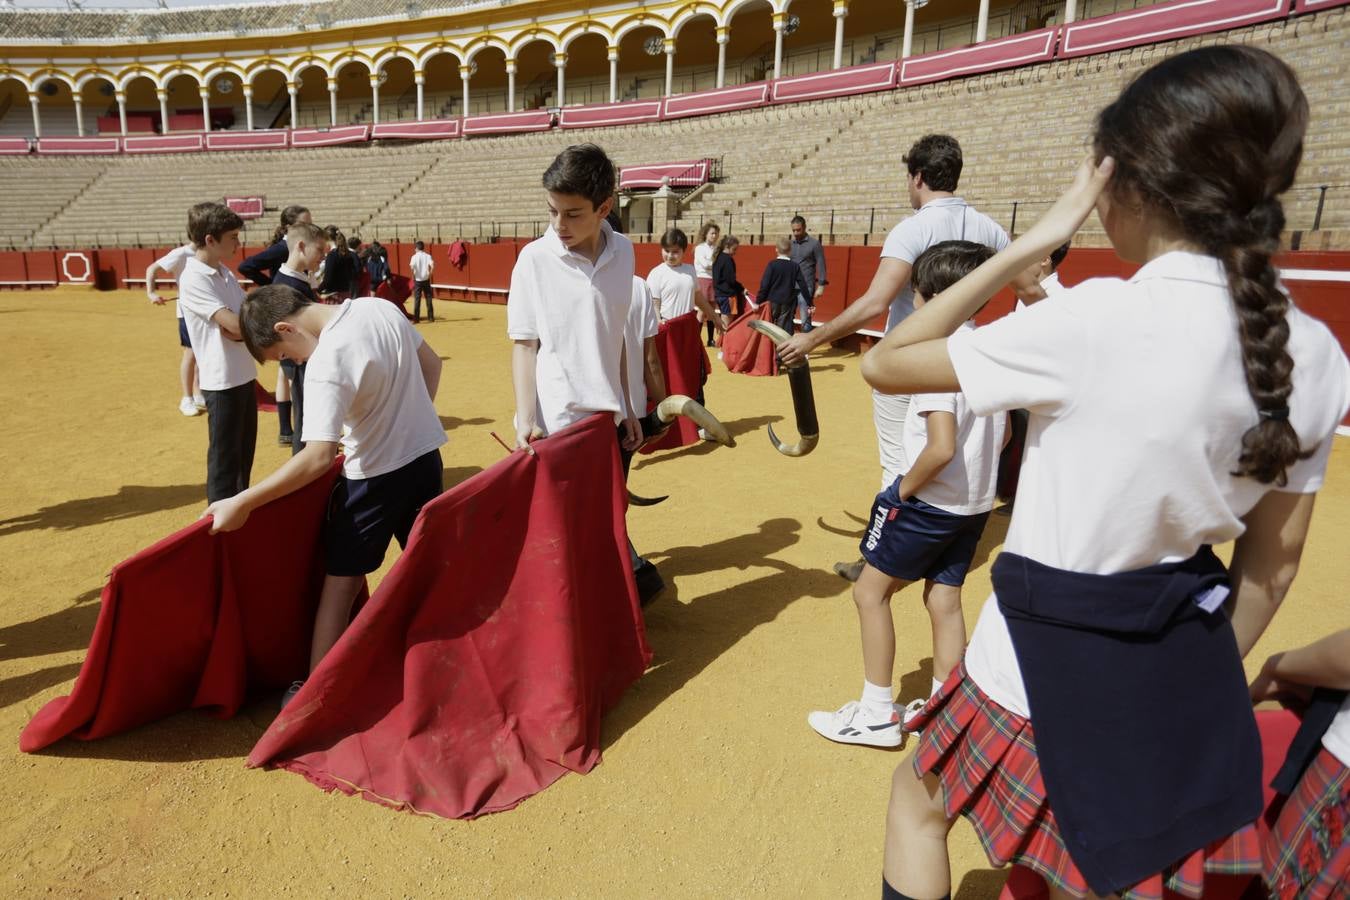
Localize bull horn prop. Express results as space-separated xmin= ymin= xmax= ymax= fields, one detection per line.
xmin=627 ymin=395 xmax=734 ymax=506
xmin=747 ymin=320 xmax=820 ymax=457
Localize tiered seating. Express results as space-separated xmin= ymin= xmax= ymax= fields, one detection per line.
xmin=0 ymin=157 xmax=104 ymax=247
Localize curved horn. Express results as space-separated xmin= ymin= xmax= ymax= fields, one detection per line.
xmin=747 ymin=320 xmax=820 ymax=457
xmin=628 ymin=490 xmax=669 ymax=507
xmin=654 ymin=395 xmax=735 ymax=448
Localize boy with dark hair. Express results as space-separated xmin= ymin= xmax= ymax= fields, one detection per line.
xmin=178 ymin=202 xmax=257 ymax=503
xmin=206 ymin=285 xmax=445 ymax=706
xmin=646 ymin=227 xmax=726 ymax=328
xmin=1009 ymin=240 xmax=1071 ymax=307
xmin=808 ymin=240 xmax=1007 ymax=748
xmin=758 ymin=235 xmax=813 ymax=335
xmin=409 ymin=239 xmax=435 ymax=323
xmin=270 ymin=221 xmax=329 ymax=455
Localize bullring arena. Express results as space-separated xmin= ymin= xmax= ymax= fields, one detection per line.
xmin=2 ymin=0 xmax=1349 ymax=898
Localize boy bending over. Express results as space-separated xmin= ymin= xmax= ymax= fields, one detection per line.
xmin=205 ymin=286 xmax=446 ymax=706
xmin=809 ymin=241 xmax=1007 ymax=748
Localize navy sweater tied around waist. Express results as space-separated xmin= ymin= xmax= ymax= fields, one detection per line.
xmin=991 ymin=546 xmax=1262 ymax=896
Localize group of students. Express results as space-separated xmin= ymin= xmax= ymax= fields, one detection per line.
xmin=159 ymin=41 xmax=1350 ymax=899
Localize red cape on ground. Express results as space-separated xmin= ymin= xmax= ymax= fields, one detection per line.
xmin=247 ymin=414 xmax=651 ymax=818
xmin=720 ymin=304 xmax=778 ymax=377
xmin=20 ymin=462 xmax=345 ymax=752
xmin=641 ymin=310 xmax=711 ymax=454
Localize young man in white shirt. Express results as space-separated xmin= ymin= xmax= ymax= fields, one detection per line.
xmin=409 ymin=240 xmax=435 ymax=324
xmin=776 ymin=135 xmax=1009 ymax=581
xmin=809 ymin=241 xmax=1006 ymax=749
xmin=146 ymin=228 xmax=207 ymax=417
xmin=176 ymin=203 xmax=258 ymax=503
xmin=646 ymin=227 xmax=727 ymax=329
xmin=205 ymin=284 xmax=446 ymax=707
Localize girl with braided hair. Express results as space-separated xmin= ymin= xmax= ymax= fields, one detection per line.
xmin=859 ymin=46 xmax=1350 ymax=900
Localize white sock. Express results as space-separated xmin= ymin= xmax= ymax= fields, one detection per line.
xmin=861 ymin=680 xmax=895 ymax=719
xmin=931 ymin=677 xmax=944 ymax=698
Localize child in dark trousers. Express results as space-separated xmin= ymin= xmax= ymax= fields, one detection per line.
xmin=271 ymin=222 xmax=329 ymax=455
xmin=758 ymin=235 xmax=813 ymax=336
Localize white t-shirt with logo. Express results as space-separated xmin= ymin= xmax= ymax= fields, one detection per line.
xmin=946 ymin=251 xmax=1350 ymax=718
xmin=409 ymin=250 xmax=434 ymax=282
xmin=646 ymin=262 xmax=699 ymax=321
xmin=177 ymin=256 xmax=257 ymax=391
xmin=902 ymin=323 xmax=1005 ymax=515
xmin=625 ymin=276 xmax=661 ymax=419
xmin=880 ymin=197 xmax=1009 ymax=332
xmin=302 ymin=298 xmax=447 ymax=479
xmin=506 ymin=222 xmax=634 ymax=433
xmin=153 ymin=243 xmax=195 ymax=318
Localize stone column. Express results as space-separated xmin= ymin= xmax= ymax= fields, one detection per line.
xmin=116 ymin=92 xmax=128 ymax=135
xmin=28 ymin=93 xmax=40 ymax=138
xmin=902 ymin=0 xmax=916 ymax=59
xmin=976 ymin=0 xmax=990 ymax=42
xmin=554 ymin=52 xmax=567 ymax=107
xmin=507 ymin=59 xmax=518 ymax=111
xmin=415 ymin=71 xmax=424 ymax=120
xmin=370 ymin=74 xmax=381 ymax=125
xmin=1064 ymin=0 xmax=1077 ymax=24
xmin=716 ymin=29 xmax=729 ymax=88
xmin=199 ymin=87 xmax=211 ymax=131
xmin=773 ymin=15 xmax=786 ymax=80
xmin=664 ymin=40 xmax=675 ymax=97
xmin=607 ymin=47 xmax=618 ymax=103
xmin=287 ymin=83 xmax=298 ymax=129
xmin=157 ymin=89 xmax=169 ymax=133
xmin=460 ymin=65 xmax=472 ymax=117
xmin=73 ymin=95 xmax=84 ymax=136
xmin=243 ymin=85 xmax=254 ymax=130
xmin=833 ymin=3 xmax=849 ymax=69
xmin=327 ymin=78 xmax=338 ymax=126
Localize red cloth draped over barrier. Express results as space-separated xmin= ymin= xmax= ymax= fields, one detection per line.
xmin=720 ymin=303 xmax=778 ymax=377
xmin=247 ymin=414 xmax=651 ymax=819
xmin=641 ymin=311 xmax=710 ymax=454
xmin=20 ymin=462 xmax=346 ymax=752
xmin=998 ymin=708 xmax=1301 ymax=900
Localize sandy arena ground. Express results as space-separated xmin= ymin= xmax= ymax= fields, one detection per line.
xmin=1 ymin=287 xmax=1346 ymax=899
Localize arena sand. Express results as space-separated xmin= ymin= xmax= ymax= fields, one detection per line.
xmin=1 ymin=287 xmax=1346 ymax=899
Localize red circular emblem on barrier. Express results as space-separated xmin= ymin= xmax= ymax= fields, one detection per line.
xmin=61 ymin=251 xmax=91 ymax=283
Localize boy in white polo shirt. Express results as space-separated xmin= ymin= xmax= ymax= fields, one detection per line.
xmin=409 ymin=240 xmax=435 ymax=323
xmin=177 ymin=203 xmax=258 ymax=503
xmin=147 ymin=209 xmax=214 ymax=416
xmin=205 ymin=284 xmax=446 ymax=706
xmin=646 ymin=227 xmax=727 ymax=328
xmin=809 ymin=241 xmax=1006 ymax=748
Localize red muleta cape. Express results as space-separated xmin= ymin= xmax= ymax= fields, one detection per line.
xmin=640 ymin=310 xmax=711 ymax=454
xmin=720 ymin=303 xmax=778 ymax=377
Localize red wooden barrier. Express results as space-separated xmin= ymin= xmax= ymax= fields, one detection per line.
xmin=24 ymin=251 xmax=58 ymax=285
xmin=0 ymin=250 xmax=29 ymax=287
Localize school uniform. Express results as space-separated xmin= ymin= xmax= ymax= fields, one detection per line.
xmin=646 ymin=262 xmax=699 ymax=321
xmin=506 ymin=221 xmax=634 ymax=435
xmin=273 ymin=265 xmax=316 ymax=456
xmin=758 ymin=257 xmax=812 ymax=336
xmin=239 ymin=239 xmax=287 ymax=287
xmin=302 ymin=298 xmax=447 ymax=576
xmin=319 ymin=248 xmax=356 ymax=301
xmin=711 ymin=252 xmax=745 ymax=317
xmin=694 ymin=242 xmax=717 ymax=344
xmin=177 ymin=256 xmax=258 ymax=502
xmin=862 ymin=322 xmax=1004 ymax=585
xmin=876 ymin=198 xmax=1008 ymax=490
xmin=902 ymin=251 xmax=1350 ymax=899
xmin=409 ymin=249 xmax=435 ymax=322
xmin=153 ymin=243 xmax=196 ymax=347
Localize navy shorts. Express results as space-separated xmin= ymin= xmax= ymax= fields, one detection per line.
xmin=325 ymin=449 xmax=444 ymax=576
xmin=178 ymin=317 xmax=191 ymax=348
xmin=715 ymin=296 xmax=732 ymax=316
xmin=859 ymin=479 xmax=991 ymax=586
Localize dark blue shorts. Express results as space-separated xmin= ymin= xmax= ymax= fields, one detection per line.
xmin=325 ymin=449 xmax=443 ymax=576
xmin=715 ymin=297 xmax=732 ymax=315
xmin=859 ymin=479 xmax=991 ymax=586
xmin=178 ymin=317 xmax=191 ymax=348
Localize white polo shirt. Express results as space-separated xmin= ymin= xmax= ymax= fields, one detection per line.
xmin=1325 ymin=695 xmax=1350 ymax=769
xmin=302 ymin=298 xmax=447 ymax=479
xmin=409 ymin=250 xmax=434 ymax=282
xmin=507 ymin=222 xmax=635 ymax=432
xmin=693 ymin=242 xmax=715 ymax=280
xmin=153 ymin=243 xmax=195 ymax=318
xmin=177 ymin=255 xmax=256 ymax=391
xmin=947 ymin=251 xmax=1350 ymax=718
xmin=902 ymin=324 xmax=1005 ymax=515
xmin=880 ymin=197 xmax=1009 ymax=332
xmin=646 ymin=262 xmax=699 ymax=321
xmin=625 ymin=276 xmax=661 ymax=419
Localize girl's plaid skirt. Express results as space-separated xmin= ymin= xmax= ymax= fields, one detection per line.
xmin=907 ymin=664 xmax=1263 ymax=899
xmin=1265 ymin=746 xmax=1350 ymax=900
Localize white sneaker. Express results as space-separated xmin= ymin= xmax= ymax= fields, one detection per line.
xmin=900 ymin=698 xmax=928 ymax=735
xmin=808 ymin=700 xmax=902 ymax=748
xmin=193 ymin=395 xmax=207 ymax=410
xmin=178 ymin=397 xmax=200 ymax=417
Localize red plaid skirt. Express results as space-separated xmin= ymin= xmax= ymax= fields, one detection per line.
xmin=908 ymin=665 xmax=1263 ymax=899
xmin=1265 ymin=747 xmax=1350 ymax=900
